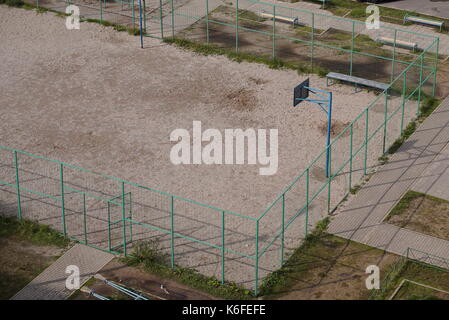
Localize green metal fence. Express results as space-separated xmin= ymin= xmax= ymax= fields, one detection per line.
xmin=1 ymin=0 xmax=440 ymax=295
xmin=369 ymin=248 xmax=449 ymax=300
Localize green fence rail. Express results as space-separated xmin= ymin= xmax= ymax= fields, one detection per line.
xmin=1 ymin=0 xmax=440 ymax=295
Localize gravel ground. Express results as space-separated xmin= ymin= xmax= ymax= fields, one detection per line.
xmin=0 ymin=6 xmax=399 ymax=287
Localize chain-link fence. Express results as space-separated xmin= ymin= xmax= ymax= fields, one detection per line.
xmin=1 ymin=0 xmax=440 ymax=295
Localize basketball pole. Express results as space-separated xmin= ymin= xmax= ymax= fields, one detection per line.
xmin=295 ymin=87 xmax=333 ymax=178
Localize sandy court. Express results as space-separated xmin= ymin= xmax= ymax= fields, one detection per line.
xmin=0 ymin=6 xmax=405 ymax=287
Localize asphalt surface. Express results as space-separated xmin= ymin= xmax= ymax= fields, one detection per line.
xmin=378 ymin=0 xmax=449 ymax=19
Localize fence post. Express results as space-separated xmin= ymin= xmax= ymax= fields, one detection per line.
xmin=143 ymin=0 xmax=147 ymax=33
xmin=205 ymin=0 xmax=209 ymax=43
xmin=121 ymin=182 xmax=128 ymax=256
xmin=221 ymin=210 xmax=225 ymax=284
xmin=107 ymin=202 xmax=112 ymax=251
xmin=349 ymin=20 xmax=355 ymax=76
xmin=139 ymin=0 xmax=144 ymax=48
xmin=13 ymin=151 xmax=22 ymax=221
xmin=364 ymin=108 xmax=369 ymax=175
xmin=83 ymin=193 xmax=87 ymax=244
xmin=327 ymin=144 xmax=332 ymax=214
xmin=235 ymin=0 xmax=239 ymax=52
xmin=129 ymin=192 xmax=133 ymax=243
xmin=349 ymin=123 xmax=353 ymax=191
xmin=417 ymin=55 xmax=423 ymax=117
xmin=272 ymin=6 xmax=276 ymax=59
xmin=159 ymin=0 xmax=164 ymax=39
xmin=132 ymin=0 xmax=135 ymax=30
xmin=383 ymin=92 xmax=389 ymax=154
xmin=400 ymin=72 xmax=407 ymax=134
xmin=305 ymin=168 xmax=309 ymax=237
xmin=60 ymin=164 xmax=66 ymax=236
xmin=310 ymin=12 xmax=314 ymax=70
xmin=390 ymin=30 xmax=397 ymax=83
xmin=254 ymin=219 xmax=259 ymax=296
xmin=280 ymin=194 xmax=285 ymax=266
xmin=100 ymin=0 xmax=103 ymax=24
xmin=171 ymin=0 xmax=175 ymax=38
xmin=170 ymin=195 xmax=175 ymax=268
xmin=432 ymin=38 xmax=439 ymax=98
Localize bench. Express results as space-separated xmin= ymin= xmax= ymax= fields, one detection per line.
xmin=326 ymin=72 xmax=390 ymax=92
xmin=260 ymin=11 xmax=299 ymax=26
xmin=376 ymin=36 xmax=418 ymax=51
xmin=404 ymin=15 xmax=444 ymax=32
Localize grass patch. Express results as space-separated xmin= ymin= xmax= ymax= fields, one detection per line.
xmin=0 ymin=215 xmax=70 ymax=299
xmin=164 ymin=37 xmax=331 ymax=77
xmin=394 ymin=280 xmax=448 ymax=300
xmin=83 ymin=18 xmax=140 ymax=35
xmin=121 ymin=239 xmax=253 ymax=299
xmin=258 ymin=217 xmax=332 ymax=297
xmin=371 ymin=258 xmax=449 ymax=300
xmin=386 ymin=190 xmax=423 ymax=219
xmin=0 ymin=215 xmax=70 ymax=248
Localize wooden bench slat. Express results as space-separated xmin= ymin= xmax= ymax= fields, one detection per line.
xmin=406 ymin=16 xmax=443 ymax=27
xmin=327 ymin=72 xmax=389 ymax=91
xmin=376 ymin=36 xmax=418 ymax=50
xmin=404 ymin=15 xmax=444 ymax=31
xmin=260 ymin=12 xmax=298 ymax=25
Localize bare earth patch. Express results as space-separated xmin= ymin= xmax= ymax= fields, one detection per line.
xmin=262 ymin=234 xmax=397 ymax=300
xmin=0 ymin=238 xmax=64 ymax=299
xmin=71 ymin=258 xmax=216 ymax=300
xmin=385 ymin=191 xmax=449 ymax=241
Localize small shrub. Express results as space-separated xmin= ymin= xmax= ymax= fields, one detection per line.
xmin=113 ymin=24 xmax=127 ymax=32
xmin=127 ymin=239 xmax=166 ymax=265
xmin=350 ymin=184 xmax=361 ymax=195
xmin=378 ymin=155 xmax=389 ymax=165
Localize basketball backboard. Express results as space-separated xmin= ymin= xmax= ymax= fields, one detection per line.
xmin=293 ymin=78 xmax=310 ymax=107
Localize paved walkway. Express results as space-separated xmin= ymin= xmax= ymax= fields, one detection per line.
xmin=328 ymin=95 xmax=449 ymax=268
xmin=11 ymin=244 xmax=114 ymax=300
